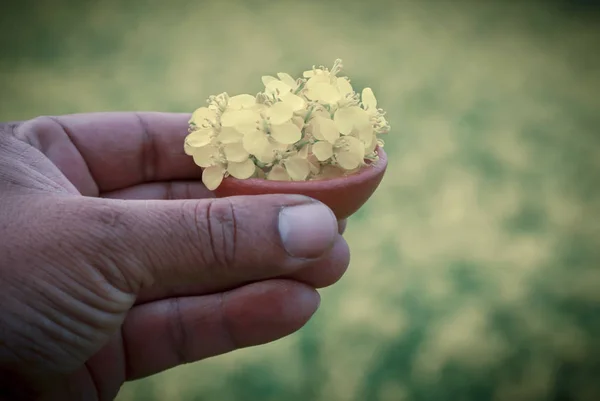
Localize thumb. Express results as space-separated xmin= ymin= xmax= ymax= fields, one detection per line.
xmin=62 ymin=194 xmax=340 ymax=294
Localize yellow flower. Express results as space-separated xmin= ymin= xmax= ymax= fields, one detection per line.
xmin=262 ymin=74 xmax=306 ymax=112
xmin=190 ymin=107 xmax=218 ymax=128
xmin=266 ymin=152 xmax=311 ymax=181
xmin=313 ymin=135 xmax=366 ymax=170
xmin=184 ymin=58 xmax=390 ymax=189
xmin=189 ymin=143 xmax=257 ymax=191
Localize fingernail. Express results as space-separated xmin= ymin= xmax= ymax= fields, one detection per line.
xmin=279 ymin=202 xmax=337 ymax=259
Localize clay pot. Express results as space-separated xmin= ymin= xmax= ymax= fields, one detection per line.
xmin=214 ymin=147 xmax=388 ymax=220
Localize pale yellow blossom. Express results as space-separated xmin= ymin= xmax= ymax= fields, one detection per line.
xmin=184 ymin=58 xmax=390 ymax=188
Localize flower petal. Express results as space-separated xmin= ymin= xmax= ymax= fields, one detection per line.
xmin=184 ymin=142 xmax=195 ymax=156
xmin=281 ymin=92 xmax=306 ymax=112
xmin=228 ymin=94 xmax=256 ymax=110
xmin=312 ymin=141 xmax=333 ymax=161
xmin=333 ymin=108 xmax=354 ymax=135
xmin=307 ymin=82 xmax=341 ymax=104
xmin=227 ymin=159 xmax=256 ymax=179
xmin=267 ymin=165 xmax=291 ymax=181
xmin=284 ymin=157 xmax=311 ymax=181
xmin=335 ymin=150 xmax=362 ymax=170
xmin=277 ymin=72 xmax=297 ymax=88
xmin=336 ymin=77 xmax=354 ymax=97
xmin=192 ymin=145 xmax=220 ymax=168
xmin=185 ymin=128 xmax=213 ymax=147
xmin=221 ymin=109 xmax=260 ymax=128
xmin=306 ymin=73 xmax=330 ymax=88
xmin=218 ymin=126 xmax=244 ymax=144
xmin=270 ymin=121 xmax=302 ymax=144
xmin=362 ymin=87 xmax=377 ymax=111
xmin=335 ymin=136 xmax=365 ymax=170
xmin=202 ymin=164 xmax=226 ymax=191
xmin=266 ymin=102 xmax=294 ymax=125
xmin=242 ymin=130 xmax=270 ymax=156
xmin=261 ymin=75 xmax=278 ymax=87
xmin=366 ymin=133 xmax=378 ymax=154
xmin=190 ymin=107 xmax=216 ymax=127
xmin=266 ymin=79 xmax=292 ymax=95
xmin=334 ymin=106 xmax=370 ymax=135
xmin=314 ymin=116 xmax=340 ymax=144
xmin=356 ymin=125 xmax=375 ymax=145
xmin=224 ymin=142 xmax=249 ymax=162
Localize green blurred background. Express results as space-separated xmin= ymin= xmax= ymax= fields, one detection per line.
xmin=2 ymin=0 xmax=600 ymax=400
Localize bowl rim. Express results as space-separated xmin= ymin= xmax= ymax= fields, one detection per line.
xmin=217 ymin=146 xmax=388 ymax=190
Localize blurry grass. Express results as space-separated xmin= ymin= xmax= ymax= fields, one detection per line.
xmin=2 ymin=1 xmax=600 ymax=400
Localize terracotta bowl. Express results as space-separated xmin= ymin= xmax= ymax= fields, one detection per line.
xmin=214 ymin=147 xmax=388 ymax=220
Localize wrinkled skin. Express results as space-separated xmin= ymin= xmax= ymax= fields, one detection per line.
xmin=0 ymin=113 xmax=350 ymax=401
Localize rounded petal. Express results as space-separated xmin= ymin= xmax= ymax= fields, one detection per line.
xmin=191 ymin=107 xmax=216 ymax=126
xmin=281 ymin=92 xmax=306 ymax=112
xmin=346 ymin=135 xmax=366 ymax=157
xmin=336 ymin=77 xmax=354 ymax=97
xmin=185 ymin=128 xmax=213 ymax=147
xmin=218 ymin=126 xmax=244 ymax=144
xmin=267 ymin=165 xmax=291 ymax=181
xmin=303 ymin=70 xmax=316 ymax=78
xmin=284 ymin=157 xmax=311 ymax=181
xmin=261 ymin=75 xmax=278 ymax=87
xmin=307 ymin=82 xmax=341 ymax=104
xmin=192 ymin=145 xmax=220 ymax=168
xmin=184 ymin=142 xmax=195 ymax=156
xmin=314 ymin=116 xmax=340 ymax=144
xmin=334 ymin=106 xmax=370 ymax=135
xmin=312 ymin=141 xmax=333 ymax=161
xmin=333 ymin=108 xmax=355 ymax=135
xmin=242 ymin=130 xmax=270 ymax=156
xmin=270 ymin=121 xmax=302 ymax=145
xmin=366 ymin=134 xmax=378 ymax=154
xmin=277 ymin=72 xmax=297 ymax=88
xmin=221 ymin=109 xmax=260 ymax=128
xmin=227 ymin=158 xmax=256 ymax=179
xmin=266 ymin=79 xmax=292 ymax=95
xmin=362 ymin=87 xmax=377 ymax=111
xmin=228 ymin=94 xmax=256 ymax=110
xmin=356 ymin=125 xmax=375 ymax=145
xmin=202 ymin=164 xmax=226 ymax=191
xmin=306 ymin=73 xmax=330 ymax=88
xmin=335 ymin=150 xmax=362 ymax=170
xmin=224 ymin=142 xmax=250 ymax=162
xmin=266 ymin=102 xmax=294 ymax=125
xmin=335 ymin=136 xmax=365 ymax=170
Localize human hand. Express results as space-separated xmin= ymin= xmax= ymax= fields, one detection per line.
xmin=0 ymin=113 xmax=350 ymax=400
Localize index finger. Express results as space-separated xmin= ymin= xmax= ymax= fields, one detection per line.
xmin=19 ymin=112 xmax=200 ymax=194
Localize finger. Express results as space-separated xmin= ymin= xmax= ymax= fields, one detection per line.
xmin=338 ymin=219 xmax=347 ymax=235
xmin=134 ymin=235 xmax=349 ymax=305
xmin=59 ymin=194 xmax=343 ymax=295
xmin=101 ymin=181 xmax=215 ymax=200
xmin=18 ymin=112 xmax=198 ymax=195
xmin=122 ymin=279 xmax=320 ymax=380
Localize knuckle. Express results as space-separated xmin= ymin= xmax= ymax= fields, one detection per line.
xmin=193 ymin=198 xmax=238 ymax=271
xmin=166 ymin=297 xmax=190 ymax=365
xmin=70 ymin=201 xmax=144 ymax=294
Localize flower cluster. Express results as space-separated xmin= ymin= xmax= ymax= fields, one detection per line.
xmin=184 ymin=59 xmax=390 ymax=190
